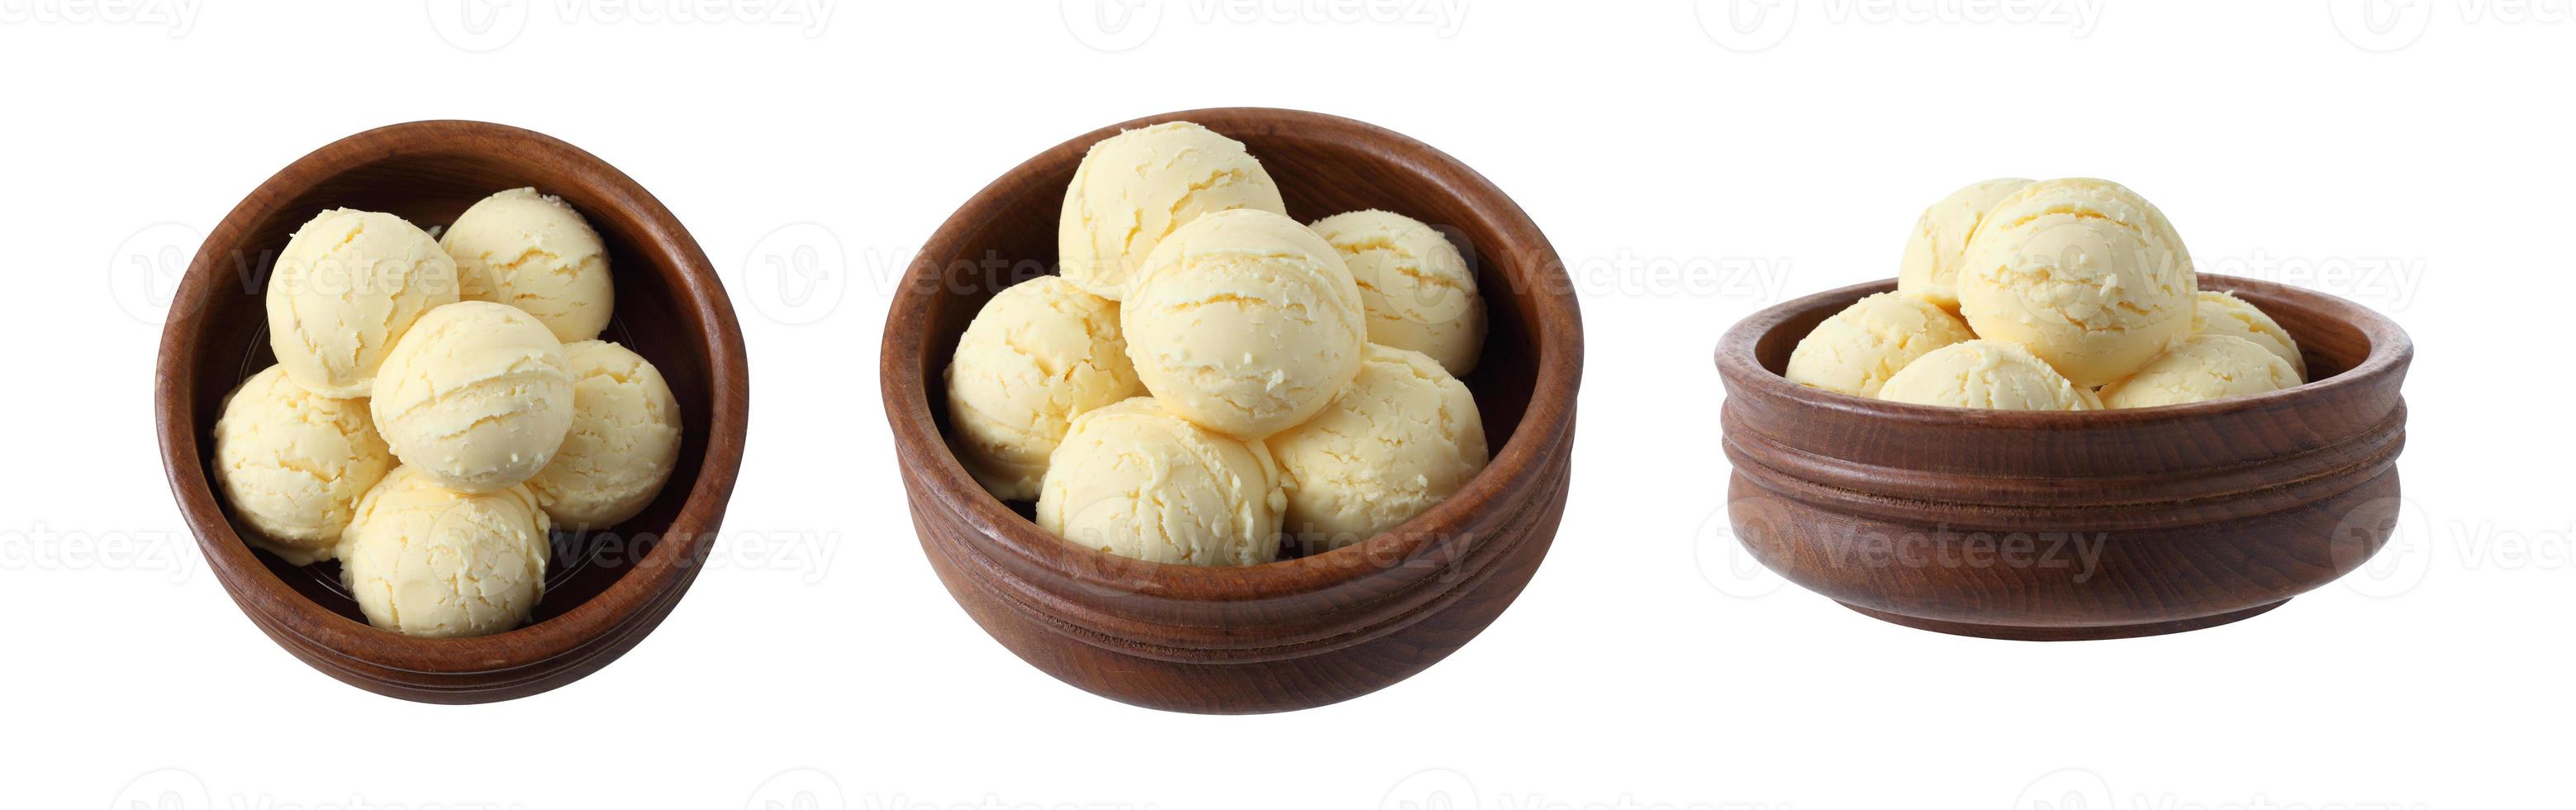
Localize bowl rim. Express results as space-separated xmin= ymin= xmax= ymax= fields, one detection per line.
xmin=882 ymin=106 xmax=1582 ymax=603
xmin=153 ymin=119 xmax=750 ymax=674
xmin=1715 ymin=274 xmax=2414 ymax=426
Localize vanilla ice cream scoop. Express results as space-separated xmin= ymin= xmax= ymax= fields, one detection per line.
xmin=338 ymin=465 xmax=550 ymax=638
xmin=1877 ymin=340 xmax=2101 ymax=411
xmin=440 ymin=188 xmax=615 ymax=343
xmin=1268 ymin=345 xmax=1488 ymax=550
xmin=1035 ymin=398 xmax=1286 ymax=567
xmin=944 ymin=275 xmax=1143 ymax=500
xmin=1309 ymin=210 xmax=1488 ymax=376
xmin=265 ymin=208 xmax=461 ymax=398
xmin=1123 ymin=208 xmax=1367 ymax=440
xmin=1956 ymin=178 xmax=2197 ymax=387
xmin=1057 ymin=121 xmax=1289 ymax=301
xmin=1785 ymin=292 xmax=1978 ymax=397
xmin=525 ymin=341 xmax=682 ymax=528
xmin=2098 ymin=334 xmax=2301 ymax=409
xmin=370 ymin=302 xmax=576 ymax=493
xmin=1897 ymin=178 xmax=2032 ymax=312
xmin=2194 ymin=290 xmax=2305 ymax=379
xmin=211 ymin=364 xmax=394 ymax=564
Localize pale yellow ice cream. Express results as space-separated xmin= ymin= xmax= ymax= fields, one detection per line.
xmin=1267 ymin=345 xmax=1487 ymax=550
xmin=1034 ymin=398 xmax=1286 ymax=567
xmin=524 ymin=341 xmax=682 ymax=528
xmin=1877 ymin=340 xmax=2101 ymax=411
xmin=2097 ymin=334 xmax=2301 ymax=409
xmin=1784 ymin=292 xmax=1978 ymax=398
xmin=1123 ymin=208 xmax=1367 ymax=440
xmin=211 ymin=364 xmax=394 ymax=564
xmin=265 ymin=208 xmax=461 ymax=398
xmin=1309 ymin=210 xmax=1487 ymax=376
xmin=1057 ymin=122 xmax=1289 ymax=301
xmin=338 ymin=465 xmax=550 ymax=638
xmin=440 ymin=188 xmax=615 ymax=343
xmin=1897 ymin=178 xmax=2032 ymax=312
xmin=943 ymin=275 xmax=1143 ymax=501
xmin=2194 ymin=290 xmax=2305 ymax=379
xmin=1956 ymin=178 xmax=2197 ymax=387
xmin=370 ymin=302 xmax=576 ymax=493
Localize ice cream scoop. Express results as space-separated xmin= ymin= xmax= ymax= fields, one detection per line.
xmin=1268 ymin=345 xmax=1487 ymax=550
xmin=1309 ymin=210 xmax=1487 ymax=376
xmin=211 ymin=364 xmax=394 ymax=564
xmin=370 ymin=302 xmax=576 ymax=493
xmin=1034 ymin=398 xmax=1286 ymax=567
xmin=338 ymin=465 xmax=550 ymax=638
xmin=2097 ymin=334 xmax=2301 ymax=409
xmin=1123 ymin=208 xmax=1368 ymax=440
xmin=1897 ymin=178 xmax=2032 ymax=312
xmin=524 ymin=341 xmax=682 ymax=528
xmin=1057 ymin=121 xmax=1289 ymax=301
xmin=440 ymin=187 xmax=615 ymax=343
xmin=2194 ymin=290 xmax=2304 ymax=379
xmin=1784 ymin=291 xmax=1977 ymax=397
xmin=943 ymin=276 xmax=1142 ymax=500
xmin=1877 ymin=340 xmax=2101 ymax=411
xmin=1956 ymin=178 xmax=2197 ymax=387
xmin=265 ymin=208 xmax=460 ymax=398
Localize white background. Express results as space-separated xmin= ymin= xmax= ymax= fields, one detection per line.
xmin=2 ymin=1 xmax=2566 ymax=807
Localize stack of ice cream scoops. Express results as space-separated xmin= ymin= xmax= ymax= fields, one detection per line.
xmin=945 ymin=121 xmax=1490 ymax=567
xmin=1785 ymin=178 xmax=2307 ymax=410
xmin=212 ymin=189 xmax=682 ymax=638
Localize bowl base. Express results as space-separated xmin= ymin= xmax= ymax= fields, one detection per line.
xmin=1839 ymin=599 xmax=2288 ymax=641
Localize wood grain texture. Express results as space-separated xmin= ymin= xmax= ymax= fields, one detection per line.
xmin=1716 ymin=276 xmax=2412 ymax=640
xmin=152 ymin=120 xmax=750 ymax=703
xmin=882 ymin=107 xmax=1583 ymax=713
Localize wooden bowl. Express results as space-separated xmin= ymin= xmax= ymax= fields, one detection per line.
xmin=153 ymin=121 xmax=750 ymax=702
xmin=1717 ymin=275 xmax=2411 ymax=640
xmin=882 ymin=108 xmax=1582 ymax=713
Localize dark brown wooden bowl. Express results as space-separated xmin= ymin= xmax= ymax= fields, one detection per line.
xmin=153 ymin=121 xmax=750 ymax=702
xmin=1717 ymin=275 xmax=2411 ymax=640
xmin=882 ymin=108 xmax=1582 ymax=713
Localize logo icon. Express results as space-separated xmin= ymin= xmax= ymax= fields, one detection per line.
xmin=740 ymin=222 xmax=850 ymax=326
xmin=108 ymin=222 xmax=202 ymax=324
xmin=2333 ymin=494 xmax=2434 ymax=598
xmin=1695 ymin=504 xmax=1787 ymax=598
xmin=1381 ymin=768 xmax=1480 ymax=810
xmin=427 ymin=0 xmax=531 ymax=52
xmin=2013 ymin=767 xmax=2116 ymax=810
xmin=744 ymin=768 xmax=845 ymax=810
xmin=110 ymin=769 xmax=213 ymax=810
xmin=2327 ymin=0 xmax=2432 ymax=52
xmin=1062 ymin=0 xmax=1163 ymax=52
xmin=1695 ymin=0 xmax=1798 ymax=52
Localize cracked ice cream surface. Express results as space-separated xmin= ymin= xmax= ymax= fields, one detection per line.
xmin=1897 ymin=178 xmax=2032 ymax=313
xmin=1034 ymin=398 xmax=1286 ymax=567
xmin=1785 ymin=292 xmax=1978 ymax=397
xmin=944 ymin=275 xmax=1143 ymax=501
xmin=265 ymin=208 xmax=461 ymax=398
xmin=1121 ymin=208 xmax=1366 ymax=441
xmin=2097 ymin=334 xmax=2301 ymax=409
xmin=1876 ymin=340 xmax=2101 ymax=411
xmin=211 ymin=364 xmax=394 ymax=564
xmin=1267 ymin=345 xmax=1487 ymax=550
xmin=337 ymin=465 xmax=550 ymax=638
xmin=1956 ymin=178 xmax=2197 ymax=387
xmin=525 ymin=340 xmax=682 ymax=527
xmin=1309 ymin=209 xmax=1488 ymax=377
xmin=369 ymin=301 xmax=575 ymax=493
xmin=1055 ymin=121 xmax=1288 ymax=301
xmin=440 ymin=187 xmax=615 ymax=343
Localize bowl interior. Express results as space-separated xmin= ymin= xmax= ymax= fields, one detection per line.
xmin=184 ymin=145 xmax=720 ymax=628
xmin=911 ymin=115 xmax=1544 ymax=559
xmin=1750 ymin=276 xmax=2378 ymax=392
